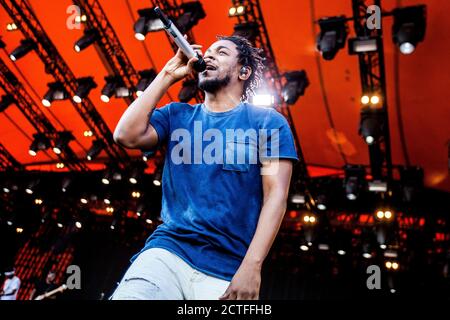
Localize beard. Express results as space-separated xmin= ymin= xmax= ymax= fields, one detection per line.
xmin=198 ymin=73 xmax=231 ymax=93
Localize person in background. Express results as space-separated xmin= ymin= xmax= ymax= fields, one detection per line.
xmin=0 ymin=268 xmax=21 ymax=300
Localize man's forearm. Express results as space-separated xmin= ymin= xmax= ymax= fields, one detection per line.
xmin=241 ymin=191 xmax=287 ymax=268
xmin=113 ymin=71 xmax=174 ymax=146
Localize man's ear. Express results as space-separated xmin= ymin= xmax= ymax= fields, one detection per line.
xmin=238 ymin=66 xmax=252 ymax=81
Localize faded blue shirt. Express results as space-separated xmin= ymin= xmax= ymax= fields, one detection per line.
xmin=133 ymin=102 xmax=298 ymax=281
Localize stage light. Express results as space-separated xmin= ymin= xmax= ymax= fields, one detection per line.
xmin=392 ymin=5 xmax=426 ymax=55
xmin=42 ymin=81 xmax=69 ymax=107
xmin=61 ymin=177 xmax=71 ymax=192
xmin=233 ymin=22 xmax=259 ymax=42
xmin=290 ymin=193 xmax=305 ymax=204
xmin=316 ymin=194 xmax=327 ymax=211
xmin=300 ymin=245 xmax=309 ymax=251
xmin=75 ymin=221 xmax=82 ymax=229
xmin=134 ymin=8 xmax=164 ymax=41
xmin=392 ymin=262 xmax=399 ymax=270
xmin=73 ymin=77 xmax=97 ymax=103
xmin=29 ymin=133 xmax=50 ymax=156
xmin=368 ymin=180 xmax=387 ymax=192
xmin=344 ymin=165 xmax=366 ymax=200
xmin=101 ymin=77 xmax=117 ymax=103
xmin=384 ymin=210 xmax=392 ymax=220
xmin=175 ymin=1 xmax=206 ymax=34
xmin=7 ymin=220 xmax=13 ymax=226
xmin=146 ymin=219 xmax=153 ymax=224
xmin=53 ymin=131 xmax=74 ymax=155
xmin=6 ymin=22 xmax=18 ymax=31
xmin=348 ymin=37 xmax=378 ymax=54
xmin=370 ymin=95 xmax=380 ymax=105
xmin=9 ymin=39 xmax=36 ymax=61
xmin=318 ymin=244 xmax=329 ymax=251
xmin=361 ymin=95 xmax=370 ymax=105
xmin=142 ymin=155 xmax=148 ymax=161
xmin=132 ymin=191 xmax=141 ymax=198
xmin=228 ymin=5 xmax=246 ymax=17
xmin=359 ymin=111 xmax=384 ymax=145
xmin=178 ymin=79 xmax=198 ymax=103
xmin=83 ymin=130 xmax=93 ymax=137
xmin=86 ymin=139 xmax=105 ymax=161
xmin=303 ymin=215 xmax=310 ymax=223
xmin=104 ymin=198 xmax=111 ymax=204
xmin=316 ymin=16 xmax=347 ymax=60
xmin=34 ymin=198 xmax=43 ymax=205
xmin=400 ymin=166 xmax=424 ymax=203
xmin=0 ymin=94 xmax=15 ymax=112
xmin=338 ymin=250 xmax=346 ymax=255
xmin=375 ymin=209 xmax=394 ymax=221
xmin=380 ymin=244 xmax=387 ymax=250
xmin=376 ymin=210 xmax=384 ymax=219
xmin=80 ymin=197 xmax=88 ymax=204
xmin=303 ymin=214 xmax=317 ymax=225
xmin=136 ymin=69 xmax=157 ymax=96
xmin=385 ymin=261 xmax=392 ymax=269
xmin=3 ymin=187 xmax=10 ymax=193
xmin=282 ymin=70 xmax=309 ymax=105
xmin=106 ymin=206 xmax=114 ymax=213
xmin=153 ymin=168 xmax=162 ymax=186
xmin=57 ymin=223 xmax=63 ymax=228
xmin=252 ymin=93 xmax=275 ymax=107
xmin=75 ymin=14 xmax=87 ymax=23
xmin=16 ymin=227 xmax=23 ymax=233
xmin=363 ymin=253 xmax=372 ymax=259
xmin=74 ymin=29 xmax=98 ymax=52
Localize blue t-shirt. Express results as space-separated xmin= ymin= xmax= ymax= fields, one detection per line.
xmin=133 ymin=102 xmax=298 ymax=281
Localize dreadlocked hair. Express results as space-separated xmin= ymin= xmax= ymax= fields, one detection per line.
xmin=217 ymin=35 xmax=265 ymax=102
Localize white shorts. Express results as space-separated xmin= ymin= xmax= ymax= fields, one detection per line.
xmin=111 ymin=247 xmax=231 ymax=300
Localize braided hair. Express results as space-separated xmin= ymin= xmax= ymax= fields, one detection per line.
xmin=217 ymin=35 xmax=265 ymax=102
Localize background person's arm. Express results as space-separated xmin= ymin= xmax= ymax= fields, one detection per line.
xmin=219 ymin=159 xmax=293 ymax=300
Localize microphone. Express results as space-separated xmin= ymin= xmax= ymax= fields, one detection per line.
xmin=154 ymin=7 xmax=206 ymax=72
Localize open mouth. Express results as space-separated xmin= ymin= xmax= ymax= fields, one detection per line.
xmin=205 ymin=64 xmax=217 ymax=71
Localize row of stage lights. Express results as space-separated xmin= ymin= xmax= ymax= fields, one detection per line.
xmin=4 ymin=2 xmax=310 ymax=111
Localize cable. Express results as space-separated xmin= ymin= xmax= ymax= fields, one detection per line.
xmin=309 ymin=0 xmax=348 ymax=165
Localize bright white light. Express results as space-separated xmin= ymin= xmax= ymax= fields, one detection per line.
xmin=347 ymin=193 xmax=357 ymax=200
xmin=25 ymin=188 xmax=33 ymax=194
xmin=385 ymin=261 xmax=392 ymax=269
xmin=303 ymin=215 xmax=310 ymax=223
xmin=110 ymin=225 xmax=115 ymax=230
xmin=53 ymin=147 xmax=61 ymax=155
xmin=29 ymin=150 xmax=37 ymax=157
xmin=228 ymin=7 xmax=236 ymax=16
xmin=338 ymin=250 xmax=346 ymax=255
xmin=384 ymin=211 xmax=392 ymax=219
xmin=136 ymin=90 xmax=143 ymax=97
xmin=380 ymin=244 xmax=387 ymax=249
xmin=10 ymin=54 xmax=16 ymax=61
xmin=135 ymin=33 xmax=146 ymax=41
xmin=74 ymin=45 xmax=81 ymax=52
xmin=252 ymin=94 xmax=274 ymax=107
xmin=104 ymin=198 xmax=111 ymax=204
xmin=42 ymin=99 xmax=51 ymax=107
xmin=146 ymin=219 xmax=153 ymax=224
xmin=73 ymin=95 xmax=82 ymax=103
xmin=7 ymin=220 xmax=13 ymax=226
xmin=309 ymin=216 xmax=316 ymax=223
xmin=370 ymin=95 xmax=380 ymax=105
xmin=129 ymin=177 xmax=138 ymax=184
xmin=361 ymin=95 xmax=370 ymax=105
xmin=400 ymin=42 xmax=415 ymax=55
xmin=291 ymin=194 xmax=305 ymax=204
xmin=390 ymin=288 xmax=396 ymax=294
xmin=102 ymin=178 xmax=110 ymax=185
xmin=318 ymin=244 xmax=329 ymax=251
xmin=363 ymin=253 xmax=372 ymax=259
xmin=300 ymin=245 xmax=309 ymax=251
xmin=57 ymin=223 xmax=63 ymax=228
xmin=3 ymin=187 xmax=10 ymax=193
xmin=75 ymin=221 xmax=82 ymax=229
xmin=317 ymin=204 xmax=326 ymax=211
xmin=100 ymin=95 xmax=110 ymax=103
xmin=80 ymin=198 xmax=88 ymax=204
xmin=392 ymin=262 xmax=399 ymax=270
xmin=376 ymin=210 xmax=385 ymax=219
xmin=307 ymin=242 xmax=312 ymax=246
xmin=16 ymin=227 xmax=23 ymax=233
xmin=136 ymin=212 xmax=141 ymax=217
xmin=153 ymin=179 xmax=161 ymax=186
xmin=365 ymin=136 xmax=375 ymax=144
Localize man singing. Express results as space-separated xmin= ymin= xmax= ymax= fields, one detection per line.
xmin=111 ymin=35 xmax=298 ymax=300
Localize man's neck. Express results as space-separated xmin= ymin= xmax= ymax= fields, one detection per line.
xmin=204 ymin=90 xmax=242 ymax=113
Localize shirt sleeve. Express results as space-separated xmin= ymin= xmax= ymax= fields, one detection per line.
xmin=259 ymin=109 xmax=299 ymax=163
xmin=141 ymin=102 xmax=172 ymax=154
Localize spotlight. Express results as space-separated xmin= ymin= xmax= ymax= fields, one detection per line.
xmin=129 ymin=168 xmax=141 ymax=185
xmin=290 ymin=193 xmax=305 ymax=204
xmin=175 ymin=1 xmax=206 ymax=34
xmin=42 ymin=81 xmax=69 ymax=107
xmin=344 ymin=165 xmax=366 ymax=200
xmin=359 ymin=111 xmax=384 ymax=145
xmin=233 ymin=22 xmax=259 ymax=42
xmin=73 ymin=77 xmax=97 ymax=103
xmin=104 ymin=198 xmax=111 ymax=204
xmin=392 ymin=5 xmax=426 ymax=55
xmin=300 ymin=245 xmax=309 ymax=251
xmin=34 ymin=198 xmax=43 ymax=205
xmin=348 ymin=37 xmax=378 ymax=54
xmin=132 ymin=191 xmax=141 ymax=198
xmin=53 ymin=131 xmax=74 ymax=155
xmin=9 ymin=39 xmax=36 ymax=61
xmin=6 ymin=22 xmax=18 ymax=31
xmin=363 ymin=253 xmax=372 ymax=259
xmin=228 ymin=4 xmax=246 ymax=17
xmin=375 ymin=209 xmax=394 ymax=221
xmin=86 ymin=139 xmax=105 ymax=161
xmin=316 ymin=195 xmax=327 ymax=211
xmin=178 ymin=79 xmax=198 ymax=102
xmin=153 ymin=168 xmax=162 ymax=186
xmin=80 ymin=197 xmax=88 ymax=204
xmin=106 ymin=206 xmax=114 ymax=213
xmin=380 ymin=244 xmax=387 ymax=250
xmin=316 ymin=16 xmax=347 ymax=60
xmin=145 ymin=219 xmax=153 ymax=224
xmin=61 ymin=177 xmax=71 ymax=192
xmin=83 ymin=130 xmax=93 ymax=137
xmin=360 ymin=95 xmax=370 ymax=105
xmin=136 ymin=69 xmax=157 ymax=96
xmin=303 ymin=214 xmax=317 ymax=225
xmin=57 ymin=223 xmax=63 ymax=228
xmin=29 ymin=133 xmax=50 ymax=156
xmin=134 ymin=8 xmax=165 ymax=41
xmin=0 ymin=94 xmax=15 ymax=112
xmin=338 ymin=250 xmax=346 ymax=255
xmin=101 ymin=76 xmax=131 ymax=102
xmin=74 ymin=29 xmax=98 ymax=52
xmin=282 ymin=70 xmax=309 ymax=105
xmin=385 ymin=261 xmax=392 ymax=269
xmin=75 ymin=221 xmax=82 ymax=229
xmin=251 ymin=93 xmax=275 ymax=107
xmin=16 ymin=227 xmax=23 ymax=233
